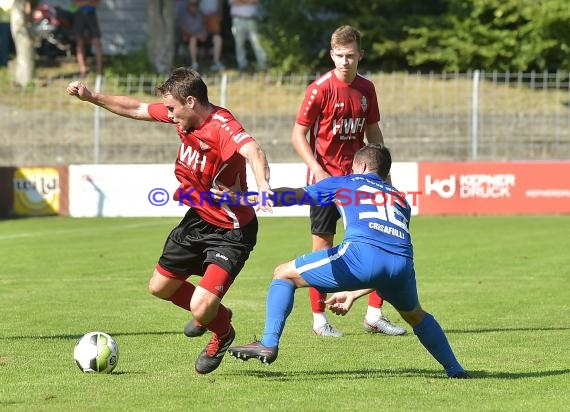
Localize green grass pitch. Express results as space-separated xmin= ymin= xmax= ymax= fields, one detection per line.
xmin=0 ymin=215 xmax=569 ymax=410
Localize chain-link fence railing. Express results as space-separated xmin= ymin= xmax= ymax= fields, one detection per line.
xmin=1 ymin=70 xmax=569 ymax=165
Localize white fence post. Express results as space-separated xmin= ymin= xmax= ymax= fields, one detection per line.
xmin=471 ymin=70 xmax=480 ymax=160
xmin=94 ymin=74 xmax=103 ymax=164
xmin=220 ymin=73 xmax=228 ymax=108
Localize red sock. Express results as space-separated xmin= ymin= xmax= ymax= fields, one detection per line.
xmin=367 ymin=290 xmax=384 ymax=308
xmin=169 ymin=281 xmax=195 ymax=312
xmin=205 ymin=305 xmax=231 ymax=336
xmin=198 ymin=264 xmax=233 ymax=335
xmin=309 ymin=287 xmax=326 ymax=312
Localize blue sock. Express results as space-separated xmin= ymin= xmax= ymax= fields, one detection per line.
xmin=413 ymin=313 xmax=465 ymax=377
xmin=261 ymin=279 xmax=295 ymax=348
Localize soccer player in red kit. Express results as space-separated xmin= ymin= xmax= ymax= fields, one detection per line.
xmin=291 ymin=25 xmax=406 ymax=337
xmin=66 ymin=67 xmax=273 ymax=374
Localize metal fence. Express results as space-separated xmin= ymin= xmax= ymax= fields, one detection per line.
xmin=1 ymin=70 xmax=569 ymax=166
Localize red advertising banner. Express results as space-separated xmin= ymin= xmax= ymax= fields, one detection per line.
xmin=418 ymin=162 xmax=570 ymax=215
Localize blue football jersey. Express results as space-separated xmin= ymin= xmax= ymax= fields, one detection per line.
xmin=304 ymin=173 xmax=413 ymax=258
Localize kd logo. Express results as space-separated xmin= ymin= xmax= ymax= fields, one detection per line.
xmin=425 ymin=175 xmax=456 ymax=199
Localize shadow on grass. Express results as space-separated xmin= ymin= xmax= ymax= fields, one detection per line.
xmin=227 ymin=367 xmax=570 ymax=380
xmin=445 ymin=326 xmax=569 ymax=334
xmin=0 ymin=331 xmax=181 ymax=341
xmin=1 ymin=325 xmax=568 ymax=340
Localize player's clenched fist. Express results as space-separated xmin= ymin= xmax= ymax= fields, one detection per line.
xmin=66 ymin=81 xmax=92 ymax=101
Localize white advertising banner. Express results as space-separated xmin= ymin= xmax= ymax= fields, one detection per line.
xmin=69 ymin=163 xmax=419 ymax=218
xmin=390 ymin=162 xmax=420 ymax=217
xmin=69 ymin=164 xmax=184 ymax=217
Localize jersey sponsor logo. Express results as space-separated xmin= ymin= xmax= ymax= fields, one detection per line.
xmin=334 ymin=102 xmax=345 ymax=108
xmin=332 ymin=117 xmax=365 ymax=139
xmin=233 ymin=132 xmax=251 ymax=144
xmin=178 ymin=143 xmax=207 ymax=172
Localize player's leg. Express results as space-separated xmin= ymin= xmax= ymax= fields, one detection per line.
xmin=149 ymin=210 xmax=204 ymax=311
xmin=309 ymin=205 xmax=343 ymax=337
xmin=398 ymin=305 xmax=469 ymax=378
xmin=229 ymin=243 xmax=356 ymax=364
xmin=192 ymin=217 xmax=257 ymax=374
xmin=192 ymin=263 xmax=236 ymax=374
xmin=148 ymin=267 xmax=194 ymax=309
xmin=381 ymin=266 xmax=469 ymax=378
xmin=228 ymin=258 xmax=311 ymax=364
xmin=363 ymin=291 xmax=407 ymax=335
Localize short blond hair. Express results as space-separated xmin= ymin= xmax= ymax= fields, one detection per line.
xmin=330 ymin=25 xmax=361 ymax=49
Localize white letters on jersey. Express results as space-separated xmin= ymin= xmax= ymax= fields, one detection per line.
xmin=179 ymin=143 xmax=207 ymax=172
xmin=355 ymin=184 xmax=409 ymax=234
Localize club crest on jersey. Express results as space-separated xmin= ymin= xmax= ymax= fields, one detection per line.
xmin=360 ymin=96 xmax=368 ymax=112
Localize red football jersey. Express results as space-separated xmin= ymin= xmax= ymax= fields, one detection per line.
xmin=295 ymin=70 xmax=381 ymax=183
xmin=148 ymin=103 xmax=256 ymax=229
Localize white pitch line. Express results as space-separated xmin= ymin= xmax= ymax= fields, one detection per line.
xmin=0 ymin=220 xmax=172 ymax=241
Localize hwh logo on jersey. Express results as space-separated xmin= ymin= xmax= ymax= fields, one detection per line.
xmin=332 ymin=118 xmax=365 ymax=136
xmin=179 ymin=143 xmax=207 ymax=172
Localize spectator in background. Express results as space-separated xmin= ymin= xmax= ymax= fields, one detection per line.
xmin=0 ymin=2 xmax=13 ymax=67
xmin=0 ymin=0 xmax=31 ymax=67
xmin=199 ymin=0 xmax=224 ymax=71
xmin=229 ymin=0 xmax=267 ymax=72
xmin=73 ymin=0 xmax=103 ymax=77
xmin=176 ymin=0 xmax=208 ymax=70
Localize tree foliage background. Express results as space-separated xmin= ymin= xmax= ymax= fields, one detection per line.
xmin=260 ymin=0 xmax=570 ymax=73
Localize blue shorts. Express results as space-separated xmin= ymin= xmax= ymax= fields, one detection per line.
xmin=294 ymin=241 xmax=419 ymax=311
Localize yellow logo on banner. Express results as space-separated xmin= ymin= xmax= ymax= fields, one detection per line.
xmin=13 ymin=168 xmax=60 ymax=215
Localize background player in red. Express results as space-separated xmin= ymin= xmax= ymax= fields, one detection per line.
xmin=291 ymin=25 xmax=406 ymax=337
xmin=66 ymin=67 xmax=273 ymax=374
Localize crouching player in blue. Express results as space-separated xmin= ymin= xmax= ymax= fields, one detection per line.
xmin=228 ymin=143 xmax=469 ymax=378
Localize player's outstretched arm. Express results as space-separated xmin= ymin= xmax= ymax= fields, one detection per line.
xmin=66 ymin=81 xmax=153 ymax=121
xmin=238 ymin=140 xmax=273 ymax=212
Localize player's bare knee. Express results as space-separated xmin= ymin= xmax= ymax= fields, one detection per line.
xmin=273 ymin=261 xmax=294 ymax=280
xmin=147 ymin=280 xmax=170 ymax=299
xmin=148 ymin=270 xmax=174 ymax=299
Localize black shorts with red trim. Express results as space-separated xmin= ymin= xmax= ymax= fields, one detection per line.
xmin=310 ymin=204 xmax=340 ymax=235
xmin=157 ymin=208 xmax=258 ymax=279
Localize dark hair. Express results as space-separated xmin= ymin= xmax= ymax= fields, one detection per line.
xmin=157 ymin=67 xmax=209 ymax=105
xmin=354 ymin=143 xmax=391 ymax=180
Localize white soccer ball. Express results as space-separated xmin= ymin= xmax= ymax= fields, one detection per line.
xmin=73 ymin=331 xmax=119 ymax=373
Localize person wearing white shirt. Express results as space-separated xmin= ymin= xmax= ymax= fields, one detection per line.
xmin=229 ymin=0 xmax=267 ymax=71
